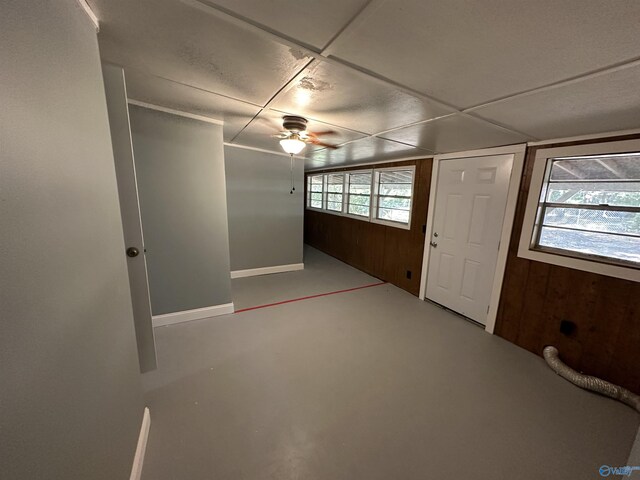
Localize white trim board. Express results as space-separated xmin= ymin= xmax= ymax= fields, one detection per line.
xmin=152 ymin=303 xmax=235 ymax=327
xmin=127 ymin=100 xmax=225 ymax=126
xmin=230 ymin=263 xmax=304 ymax=279
xmin=76 ymin=0 xmax=99 ymax=31
xmin=418 ymin=144 xmax=526 ymax=334
xmin=129 ymin=407 xmax=150 ymax=480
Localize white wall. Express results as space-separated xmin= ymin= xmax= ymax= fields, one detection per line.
xmin=224 ymin=146 xmax=304 ymax=271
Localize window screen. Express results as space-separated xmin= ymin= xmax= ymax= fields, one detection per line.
xmin=326 ymin=173 xmax=345 ymax=212
xmin=347 ymin=172 xmax=372 ymax=217
xmin=533 ymin=152 xmax=640 ymax=267
xmin=375 ymin=169 xmax=414 ymax=225
xmin=308 ymin=174 xmax=324 ymax=209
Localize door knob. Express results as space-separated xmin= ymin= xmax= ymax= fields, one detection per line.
xmin=430 ymin=241 xmax=438 ymax=248
xmin=433 ymin=232 xmax=439 ymax=237
xmin=126 ymin=247 xmax=140 ymax=258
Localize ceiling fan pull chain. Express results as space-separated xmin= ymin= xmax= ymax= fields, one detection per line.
xmin=290 ymin=154 xmax=295 ymax=194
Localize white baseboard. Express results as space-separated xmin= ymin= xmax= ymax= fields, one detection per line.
xmin=152 ymin=303 xmax=235 ymax=327
xmin=230 ymin=263 xmax=304 ymax=279
xmin=129 ymin=407 xmax=150 ymax=480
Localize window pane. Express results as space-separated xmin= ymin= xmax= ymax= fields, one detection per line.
xmin=550 ymin=153 xmax=640 ymax=181
xmin=310 ymin=184 xmax=323 ymax=192
xmin=377 ymin=207 xmax=410 ymax=224
xmin=348 ymin=204 xmax=370 ymax=217
xmin=538 ymin=226 xmax=640 ymax=264
xmin=349 ymin=173 xmax=372 ymax=185
xmin=310 ymin=199 xmax=322 ymax=208
xmin=327 ymin=201 xmax=342 ymax=212
xmin=310 ymin=175 xmax=323 ymax=184
xmin=327 ymin=173 xmax=344 ymax=193
xmin=348 ymin=172 xmax=372 ymax=217
xmin=349 ymin=194 xmax=370 ymax=206
xmin=378 ymin=183 xmax=412 ymax=196
xmin=327 ymin=193 xmax=343 ymax=203
xmin=546 ymin=182 xmax=640 ymax=207
xmin=379 ymin=196 xmax=411 ymax=210
xmin=542 ymin=207 xmax=640 ymax=236
xmin=349 ymin=184 xmax=371 ymax=195
xmin=379 ymin=170 xmax=413 ymax=184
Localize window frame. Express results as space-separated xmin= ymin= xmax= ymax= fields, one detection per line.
xmin=370 ymin=166 xmax=416 ymax=230
xmin=343 ymin=169 xmax=374 ymax=222
xmin=306 ymin=173 xmax=325 ymax=212
xmin=324 ymin=172 xmax=346 ymax=215
xmin=518 ymin=139 xmax=640 ymax=283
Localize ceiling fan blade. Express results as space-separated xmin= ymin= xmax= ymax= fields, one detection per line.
xmin=307 ymin=130 xmax=337 ymax=137
xmin=308 ymin=138 xmax=339 ymax=149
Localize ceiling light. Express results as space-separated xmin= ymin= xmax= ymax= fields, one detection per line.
xmin=280 ymin=136 xmax=306 ymax=155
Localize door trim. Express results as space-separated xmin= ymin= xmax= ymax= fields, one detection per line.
xmin=418 ymin=144 xmax=526 ymax=334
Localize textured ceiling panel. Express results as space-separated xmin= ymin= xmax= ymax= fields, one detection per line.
xmin=471 ymin=65 xmax=640 ymax=139
xmin=232 ymin=109 xmax=366 ymax=154
xmin=381 ymin=114 xmax=530 ymax=153
xmin=89 ymin=0 xmax=312 ymax=106
xmin=124 ymin=70 xmax=261 ymax=141
xmin=195 ymin=0 xmax=371 ymax=49
xmin=270 ymin=60 xmax=454 ymax=135
xmin=329 ymin=0 xmax=640 ymax=108
xmin=305 ymin=137 xmax=431 ymax=169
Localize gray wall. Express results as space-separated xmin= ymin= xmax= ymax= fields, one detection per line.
xmin=224 ymin=146 xmax=304 ymax=271
xmin=0 ymin=2 xmax=144 ymax=479
xmin=130 ymin=107 xmax=232 ymax=315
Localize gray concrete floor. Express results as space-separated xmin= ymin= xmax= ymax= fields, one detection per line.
xmin=143 ymin=246 xmax=639 ymax=480
xmin=230 ymin=245 xmax=380 ymax=311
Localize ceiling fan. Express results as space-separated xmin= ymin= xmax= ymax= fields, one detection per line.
xmin=271 ymin=115 xmax=340 ymax=194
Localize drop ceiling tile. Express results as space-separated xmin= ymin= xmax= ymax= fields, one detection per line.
xmin=196 ymin=0 xmax=370 ymax=50
xmin=305 ymin=137 xmax=431 ymax=169
xmin=89 ymin=0 xmax=312 ymax=106
xmin=329 ymin=0 xmax=640 ymax=108
xmin=124 ymin=70 xmax=261 ymax=141
xmin=471 ymin=65 xmax=640 ymax=140
xmin=381 ymin=114 xmax=529 ymax=154
xmin=233 ymin=110 xmax=366 ymax=153
xmin=270 ymin=60 xmax=454 ymax=135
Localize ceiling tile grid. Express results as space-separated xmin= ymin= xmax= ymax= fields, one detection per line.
xmin=90 ymin=0 xmax=640 ymax=168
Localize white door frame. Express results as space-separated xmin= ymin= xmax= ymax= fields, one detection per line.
xmin=418 ymin=144 xmax=527 ymax=334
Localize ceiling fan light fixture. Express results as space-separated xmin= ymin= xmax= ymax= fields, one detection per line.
xmin=280 ymin=136 xmax=306 ymax=155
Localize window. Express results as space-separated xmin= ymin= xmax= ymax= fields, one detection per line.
xmin=305 ymin=165 xmax=416 ymax=230
xmin=519 ymin=140 xmax=640 ymax=282
xmin=307 ymin=174 xmax=323 ymax=209
xmin=372 ymin=167 xmax=415 ymax=228
xmin=326 ymin=173 xmax=345 ymax=212
xmin=346 ymin=171 xmax=372 ymax=218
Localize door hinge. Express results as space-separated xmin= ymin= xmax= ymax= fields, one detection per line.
xmin=487 ymin=305 xmax=490 ymax=313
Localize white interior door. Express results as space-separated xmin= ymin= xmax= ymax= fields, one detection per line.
xmin=425 ymin=154 xmax=513 ymax=324
xmin=103 ymin=64 xmax=157 ymax=372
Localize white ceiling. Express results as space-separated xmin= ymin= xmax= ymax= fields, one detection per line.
xmin=89 ymin=0 xmax=640 ymax=169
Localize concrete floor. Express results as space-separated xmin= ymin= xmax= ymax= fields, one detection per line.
xmin=230 ymin=245 xmax=380 ymax=311
xmin=142 ymin=246 xmax=639 ymax=480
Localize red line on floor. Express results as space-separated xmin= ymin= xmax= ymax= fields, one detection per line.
xmin=234 ymin=281 xmax=387 ymax=314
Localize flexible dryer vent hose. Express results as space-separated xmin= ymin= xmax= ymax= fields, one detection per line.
xmin=543 ymin=346 xmax=640 ymax=414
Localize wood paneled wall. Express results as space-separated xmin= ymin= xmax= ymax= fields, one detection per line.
xmin=304 ymin=159 xmax=433 ymax=296
xmin=495 ymin=135 xmax=640 ymax=394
